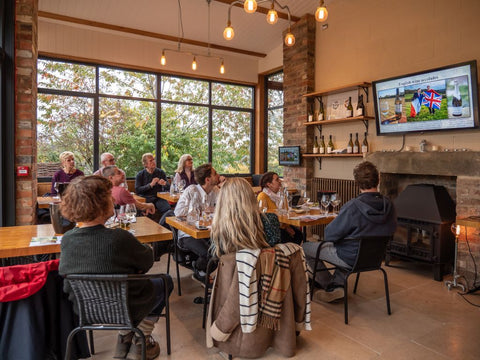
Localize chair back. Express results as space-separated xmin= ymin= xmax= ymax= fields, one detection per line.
xmin=350 ymin=236 xmax=391 ymax=272
xmin=66 ymin=274 xmax=133 ymax=327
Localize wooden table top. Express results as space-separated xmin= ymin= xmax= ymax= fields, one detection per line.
xmin=274 ymin=209 xmax=336 ymax=227
xmin=0 ymin=217 xmax=172 ymax=259
xmin=165 ymin=216 xmax=210 ymax=239
xmin=157 ymin=192 xmax=180 ymax=203
xmin=38 ymin=194 xmax=146 ymax=209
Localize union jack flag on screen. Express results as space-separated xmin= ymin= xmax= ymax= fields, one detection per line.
xmin=422 ymin=90 xmax=442 ymax=110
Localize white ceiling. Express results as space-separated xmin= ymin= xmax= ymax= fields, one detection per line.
xmin=38 ymin=0 xmax=321 ymax=57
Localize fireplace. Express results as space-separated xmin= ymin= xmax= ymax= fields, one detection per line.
xmin=385 ymin=184 xmax=456 ymax=281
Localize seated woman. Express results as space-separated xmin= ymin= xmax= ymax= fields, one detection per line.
xmin=173 ymin=154 xmax=197 ymax=189
xmin=58 ymin=176 xmax=173 ymax=360
xmin=50 ymin=151 xmax=84 ymax=196
xmin=257 ymin=172 xmax=303 ymax=245
xmin=206 ymin=177 xmax=311 ymax=358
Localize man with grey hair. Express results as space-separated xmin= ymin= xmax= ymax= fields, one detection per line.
xmin=94 ymin=152 xmax=127 ymax=187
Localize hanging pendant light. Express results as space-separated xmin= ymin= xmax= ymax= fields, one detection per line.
xmin=266 ymin=2 xmax=278 ymax=25
xmin=223 ymin=21 xmax=235 ymax=40
xmin=192 ymin=56 xmax=197 ymax=70
xmin=284 ymin=28 xmax=295 ymax=46
xmin=160 ymin=50 xmax=166 ymax=66
xmin=220 ymin=60 xmax=225 ymax=74
xmin=244 ymin=0 xmax=257 ymax=14
xmin=315 ymin=0 xmax=328 ymax=22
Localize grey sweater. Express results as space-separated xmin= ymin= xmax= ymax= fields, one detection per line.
xmin=59 ymin=225 xmax=155 ymax=324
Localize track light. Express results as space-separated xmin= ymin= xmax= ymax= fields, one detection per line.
xmin=315 ymin=0 xmax=328 ymax=22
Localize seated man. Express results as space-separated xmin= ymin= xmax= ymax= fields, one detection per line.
xmin=303 ymin=161 xmax=397 ymax=303
xmin=103 ymin=165 xmax=155 ymax=215
xmin=59 ymin=176 xmax=173 ymax=360
xmin=135 ymin=153 xmax=171 ymax=222
xmin=174 ymin=163 xmax=224 ymax=282
xmin=94 ymin=152 xmax=127 ymax=187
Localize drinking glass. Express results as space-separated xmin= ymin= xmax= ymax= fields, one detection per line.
xmin=125 ymin=203 xmax=137 ymax=223
xmin=302 ymin=190 xmax=310 ymax=204
xmin=177 ymin=179 xmax=186 ymax=193
xmin=258 ymin=199 xmax=267 ymax=213
xmin=53 ymin=182 xmax=60 ymax=199
xmin=320 ymin=194 xmax=331 ymax=216
xmin=330 ymin=193 xmax=342 ymax=214
xmin=118 ymin=205 xmax=129 ymax=229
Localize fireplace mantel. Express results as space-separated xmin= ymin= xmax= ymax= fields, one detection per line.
xmin=367 ymin=151 xmax=480 ymax=177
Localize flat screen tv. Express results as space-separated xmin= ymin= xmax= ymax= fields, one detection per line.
xmin=373 ymin=60 xmax=479 ymax=135
xmin=279 ymin=146 xmax=301 ymax=166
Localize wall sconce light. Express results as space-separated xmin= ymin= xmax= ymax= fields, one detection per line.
xmin=315 ymin=0 xmax=328 ymax=22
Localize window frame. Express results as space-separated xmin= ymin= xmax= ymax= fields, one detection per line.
xmin=264 ymin=70 xmax=284 ymax=175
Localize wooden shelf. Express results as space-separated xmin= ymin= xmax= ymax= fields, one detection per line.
xmin=303 ymin=115 xmax=374 ymax=126
xmin=303 ymin=153 xmax=364 ymax=158
xmin=457 ymin=217 xmax=480 ymax=229
xmin=303 ymin=82 xmax=371 ymax=98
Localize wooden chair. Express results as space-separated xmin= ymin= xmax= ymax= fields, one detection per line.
xmin=312 ymin=236 xmax=392 ymax=324
xmin=64 ymin=273 xmax=171 ymax=360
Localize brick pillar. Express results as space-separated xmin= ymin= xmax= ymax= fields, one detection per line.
xmin=456 ymin=176 xmax=480 ymax=289
xmin=15 ymin=0 xmax=38 ymax=225
xmin=282 ymin=14 xmax=315 ymax=193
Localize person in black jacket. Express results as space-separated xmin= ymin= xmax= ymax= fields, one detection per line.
xmin=135 ymin=153 xmax=171 ymax=222
xmin=303 ymin=161 xmax=396 ymax=303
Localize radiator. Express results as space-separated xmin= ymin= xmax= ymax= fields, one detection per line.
xmin=309 ymin=178 xmax=359 ymax=240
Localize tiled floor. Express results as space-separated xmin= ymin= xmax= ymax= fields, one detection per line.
xmin=87 ymin=257 xmax=480 ymax=359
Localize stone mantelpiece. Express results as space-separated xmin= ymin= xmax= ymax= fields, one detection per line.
xmin=367 ymin=151 xmax=480 ymax=177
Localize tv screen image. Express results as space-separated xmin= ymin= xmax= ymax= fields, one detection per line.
xmin=278 ymin=146 xmax=300 ymax=166
xmin=373 ymin=60 xmax=479 ymax=135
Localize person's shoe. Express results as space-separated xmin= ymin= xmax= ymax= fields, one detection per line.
xmin=191 ymin=269 xmax=206 ymax=287
xmin=126 ymin=335 xmax=160 ymax=360
xmin=313 ymin=287 xmax=344 ymax=303
xmin=113 ymin=331 xmax=134 ymax=358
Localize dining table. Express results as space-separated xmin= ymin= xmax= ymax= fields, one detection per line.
xmin=165 ymin=216 xmax=210 ymax=239
xmin=157 ymin=192 xmax=180 ymax=204
xmin=0 ymin=216 xmax=172 ymax=259
xmin=37 ymin=194 xmax=146 ymax=209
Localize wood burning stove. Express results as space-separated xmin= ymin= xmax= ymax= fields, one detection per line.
xmin=385 ymin=184 xmax=456 ymax=281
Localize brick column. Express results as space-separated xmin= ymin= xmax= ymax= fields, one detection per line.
xmin=282 ymin=14 xmax=315 ymax=192
xmin=15 ymin=0 xmax=38 ymax=225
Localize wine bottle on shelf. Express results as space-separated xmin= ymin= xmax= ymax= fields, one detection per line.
xmin=347 ymin=133 xmax=353 ymax=154
xmin=308 ymin=102 xmax=314 ymax=122
xmin=313 ymin=136 xmax=319 ymax=154
xmin=452 ymin=81 xmax=462 ymax=117
xmin=319 ymin=135 xmax=326 ymax=154
xmin=318 ymin=98 xmax=325 ymax=121
xmin=354 ymin=132 xmax=360 ymax=153
xmin=346 ymin=97 xmax=353 ymax=118
xmin=395 ymin=88 xmax=402 ymax=120
xmin=362 ymin=132 xmax=368 ymax=154
xmin=327 ymin=135 xmax=334 ymax=154
xmin=356 ymin=94 xmax=365 ymax=117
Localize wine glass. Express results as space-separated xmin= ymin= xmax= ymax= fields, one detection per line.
xmin=330 ymin=193 xmax=342 ymax=214
xmin=177 ymin=179 xmax=186 ymax=193
xmin=258 ymin=199 xmax=267 ymax=213
xmin=53 ymin=182 xmax=60 ymax=199
xmin=117 ymin=205 xmax=128 ymax=229
xmin=125 ymin=203 xmax=137 ymax=223
xmin=320 ymin=194 xmax=331 ymax=216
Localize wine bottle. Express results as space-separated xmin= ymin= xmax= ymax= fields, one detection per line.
xmin=452 ymin=81 xmax=462 ymax=117
xmin=319 ymin=135 xmax=326 ymax=154
xmin=395 ymin=88 xmax=402 ymax=120
xmin=356 ymin=94 xmax=365 ymax=117
xmin=308 ymin=102 xmax=314 ymax=122
xmin=346 ymin=97 xmax=353 ymax=118
xmin=347 ymin=133 xmax=353 ymax=154
xmin=313 ymin=136 xmax=319 ymax=154
xmin=362 ymin=132 xmax=368 ymax=154
xmin=318 ymin=98 xmax=325 ymax=121
xmin=327 ymin=135 xmax=334 ymax=154
xmin=354 ymin=132 xmax=360 ymax=153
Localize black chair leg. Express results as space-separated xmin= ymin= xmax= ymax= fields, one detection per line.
xmin=353 ymin=272 xmax=360 ymax=294
xmin=380 ymin=268 xmax=392 ymax=315
xmin=88 ymin=329 xmax=95 ymax=354
xmin=167 ymin=252 xmax=171 ymax=274
xmin=65 ymin=327 xmax=82 ymax=360
xmin=228 ymin=355 xmax=233 ymax=360
xmin=132 ymin=329 xmax=146 ymax=360
xmin=344 ymin=274 xmax=349 ymax=324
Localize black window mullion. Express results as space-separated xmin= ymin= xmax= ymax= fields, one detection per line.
xmin=156 ymin=74 xmax=162 ymax=167
xmin=208 ymin=81 xmax=213 ymax=164
xmin=93 ymin=65 xmax=100 ymax=172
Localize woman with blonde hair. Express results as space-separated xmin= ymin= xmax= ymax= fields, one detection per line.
xmin=173 ymin=154 xmax=196 ymax=189
xmin=50 ymin=151 xmax=84 ymax=195
xmin=207 ymin=177 xmax=311 ymax=358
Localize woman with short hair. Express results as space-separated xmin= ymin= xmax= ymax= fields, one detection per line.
xmin=59 ymin=175 xmax=173 ymax=360
xmin=50 ymin=151 xmax=84 ymax=195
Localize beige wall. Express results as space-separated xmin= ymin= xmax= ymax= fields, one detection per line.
xmin=38 ymin=20 xmax=260 ymax=83
xmin=313 ymin=0 xmax=480 ymax=179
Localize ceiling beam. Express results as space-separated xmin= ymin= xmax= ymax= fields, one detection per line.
xmin=213 ymin=0 xmax=300 ymax=22
xmin=38 ymin=11 xmax=267 ymax=58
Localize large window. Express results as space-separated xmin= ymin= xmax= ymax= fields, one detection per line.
xmin=266 ymin=71 xmax=284 ymax=175
xmin=37 ymin=59 xmax=255 ymax=178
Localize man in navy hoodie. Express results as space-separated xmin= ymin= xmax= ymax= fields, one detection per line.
xmin=303 ymin=161 xmax=397 ymax=302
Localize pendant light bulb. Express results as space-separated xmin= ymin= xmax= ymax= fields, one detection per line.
xmin=266 ymin=4 xmax=278 ymax=25
xmin=244 ymin=0 xmax=257 ymax=14
xmin=223 ymin=21 xmax=234 ymax=40
xmin=192 ymin=56 xmax=197 ymax=71
xmin=160 ymin=51 xmax=166 ymax=66
xmin=315 ymin=0 xmax=328 ymax=22
xmin=284 ymin=30 xmax=295 ymax=47
xmin=220 ymin=61 xmax=225 ymax=74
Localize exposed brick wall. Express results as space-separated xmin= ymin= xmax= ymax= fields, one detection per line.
xmin=15 ymin=0 xmax=38 ymax=225
xmin=282 ymin=14 xmax=315 ymax=193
